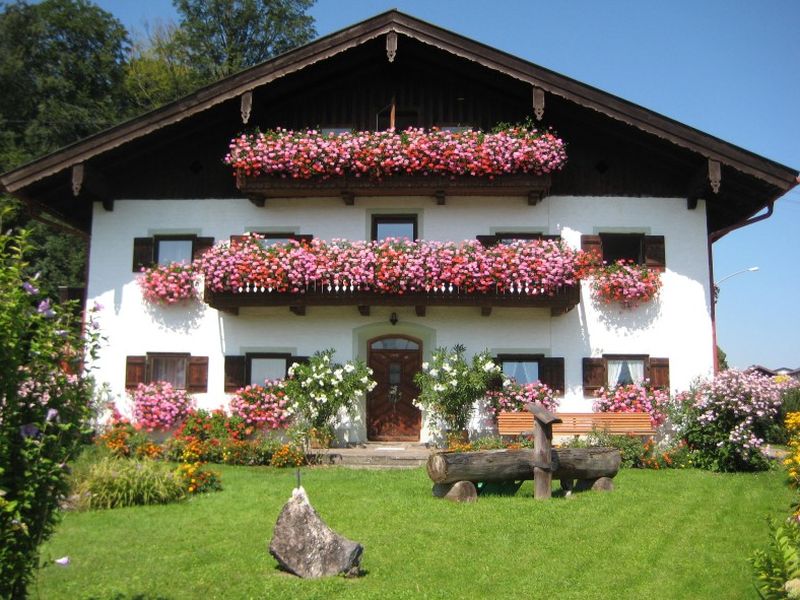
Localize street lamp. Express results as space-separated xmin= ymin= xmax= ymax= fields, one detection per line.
xmin=713 ymin=266 xmax=759 ymax=303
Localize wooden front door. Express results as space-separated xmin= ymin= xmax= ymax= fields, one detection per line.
xmin=367 ymin=336 xmax=422 ymax=441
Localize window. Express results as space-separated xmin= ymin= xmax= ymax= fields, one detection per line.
xmin=223 ymin=353 xmax=308 ymax=392
xmin=320 ymin=126 xmax=353 ymax=135
xmin=371 ymin=214 xmax=418 ymax=241
xmin=580 ymin=234 xmax=665 ymax=270
xmin=370 ymin=338 xmax=419 ymax=350
xmin=582 ymin=355 xmax=670 ymax=396
xmin=438 ymin=124 xmax=473 ymax=133
xmin=125 ymin=353 xmax=208 ymax=392
xmin=230 ymin=233 xmax=313 ymax=248
xmin=132 ymin=235 xmax=214 ymax=272
xmin=477 ymin=232 xmax=561 ymax=246
xmin=377 ymin=109 xmax=419 ymax=131
xmin=496 ymin=354 xmax=565 ymax=394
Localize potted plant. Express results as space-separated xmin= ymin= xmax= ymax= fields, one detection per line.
xmin=283 ymin=349 xmax=376 ymax=447
xmin=413 ymin=344 xmax=500 ymax=444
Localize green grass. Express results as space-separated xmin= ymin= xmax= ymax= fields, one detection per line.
xmin=35 ymin=466 xmax=792 ymax=599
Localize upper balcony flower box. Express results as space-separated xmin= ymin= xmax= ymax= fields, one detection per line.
xmin=225 ymin=126 xmax=567 ymax=204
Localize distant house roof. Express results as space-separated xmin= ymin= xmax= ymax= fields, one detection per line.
xmin=749 ymin=365 xmax=800 ymax=379
xmin=1 ymin=9 xmax=797 ymax=233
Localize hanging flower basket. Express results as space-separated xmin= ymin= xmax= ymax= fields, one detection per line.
xmin=139 ymin=262 xmax=197 ymax=305
xmin=587 ymin=260 xmax=662 ymax=308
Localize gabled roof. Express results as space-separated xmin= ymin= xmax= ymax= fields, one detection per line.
xmin=1 ymin=10 xmax=796 ymax=207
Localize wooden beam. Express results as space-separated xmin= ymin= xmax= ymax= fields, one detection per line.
xmin=240 ymin=91 xmax=253 ymax=124
xmin=528 ymin=190 xmax=544 ymax=205
xmin=434 ymin=190 xmax=446 ymax=205
xmin=532 ymin=86 xmax=545 ymax=121
xmin=71 ymin=164 xmax=84 ymax=197
xmin=101 ymin=198 xmax=114 ymax=212
xmin=341 ymin=191 xmax=355 ymax=205
xmin=248 ymin=196 xmax=265 ymax=208
xmin=357 ymin=305 xmax=370 ymax=316
xmin=289 ymin=305 xmax=306 ymax=316
xmin=708 ymin=158 xmax=721 ymax=194
xmin=218 ymin=306 xmax=239 ymax=316
xmin=480 ymin=306 xmax=492 ymax=317
xmin=415 ymin=305 xmax=426 ymax=317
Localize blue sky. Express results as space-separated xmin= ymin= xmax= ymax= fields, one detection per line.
xmin=97 ymin=0 xmax=800 ymax=370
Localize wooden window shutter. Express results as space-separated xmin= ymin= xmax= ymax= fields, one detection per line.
xmin=648 ymin=358 xmax=670 ymax=389
xmin=582 ymin=357 xmax=606 ymax=397
xmin=125 ymin=356 xmax=147 ymax=389
xmin=580 ymin=235 xmax=603 ymax=261
xmin=643 ymin=236 xmax=666 ymax=271
xmin=192 ymin=237 xmax=215 ymax=261
xmin=186 ymin=356 xmax=209 ymax=393
xmin=132 ymin=238 xmax=154 ymax=272
xmin=538 ymin=357 xmax=565 ymax=395
xmin=224 ymin=356 xmax=246 ymax=392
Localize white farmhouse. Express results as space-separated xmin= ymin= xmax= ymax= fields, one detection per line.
xmin=2 ymin=11 xmax=796 ymax=444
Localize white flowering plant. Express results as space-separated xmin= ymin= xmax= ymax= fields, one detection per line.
xmin=413 ymin=344 xmax=500 ymax=432
xmin=283 ymin=349 xmax=376 ymax=430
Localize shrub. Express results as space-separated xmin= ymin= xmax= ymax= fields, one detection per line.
xmin=98 ymin=418 xmax=160 ymax=459
xmin=751 ymin=519 xmax=800 ymax=600
xmin=0 ymin=225 xmax=100 ymax=598
xmin=284 ymin=349 xmax=375 ymax=430
xmin=74 ymin=458 xmax=186 ymax=509
xmin=269 ymin=444 xmax=306 ymax=468
xmin=571 ymin=430 xmax=647 ymax=469
xmin=131 ymin=381 xmax=195 ymax=431
xmin=175 ymin=408 xmax=248 ymax=441
xmin=229 ymin=381 xmax=292 ymax=430
xmin=486 ymin=380 xmax=558 ymax=415
xmin=175 ymin=462 xmax=222 ymax=494
xmin=674 ymin=369 xmax=784 ymax=472
xmin=414 ymin=345 xmax=500 ymax=431
xmin=769 ymin=382 xmax=800 ymax=444
xmin=593 ymin=382 xmax=669 ymax=427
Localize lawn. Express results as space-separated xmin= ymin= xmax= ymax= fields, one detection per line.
xmin=36 ymin=465 xmax=792 ymax=599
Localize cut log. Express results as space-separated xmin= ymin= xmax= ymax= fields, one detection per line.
xmin=426 ymin=447 xmax=621 ymax=485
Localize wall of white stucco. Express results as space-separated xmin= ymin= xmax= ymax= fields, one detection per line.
xmin=86 ymin=195 xmax=714 ymax=443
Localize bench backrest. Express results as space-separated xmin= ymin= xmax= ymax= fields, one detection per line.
xmin=497 ymin=411 xmax=654 ymax=437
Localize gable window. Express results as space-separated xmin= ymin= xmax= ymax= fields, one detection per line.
xmin=582 ymin=355 xmax=670 ymax=397
xmin=581 ymin=233 xmax=665 ymax=270
xmin=223 ymin=353 xmax=309 ymax=392
xmin=496 ymin=354 xmax=565 ymax=395
xmin=372 ymin=214 xmax=418 ymax=241
xmin=132 ymin=235 xmax=214 ymax=272
xmin=125 ymin=353 xmax=208 ymax=392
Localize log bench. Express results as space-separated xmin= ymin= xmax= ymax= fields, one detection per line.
xmin=497 ymin=411 xmax=655 ymax=439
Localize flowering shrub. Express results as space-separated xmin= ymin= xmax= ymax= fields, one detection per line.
xmin=674 ymin=369 xmax=785 ymax=472
xmin=229 ymin=381 xmax=292 ymax=430
xmin=593 ymin=382 xmax=669 ymax=427
xmin=225 ymin=126 xmax=567 ymax=180
xmin=131 ymin=382 xmax=195 ymax=431
xmin=486 ymin=380 xmax=558 ymax=415
xmin=269 ymin=444 xmax=306 ymax=468
xmin=414 ymin=345 xmax=500 ymax=432
xmin=139 ymin=262 xmax=197 ymax=304
xmin=175 ymin=462 xmax=222 ymax=494
xmin=174 ymin=408 xmax=248 ymax=441
xmin=588 ymin=260 xmax=662 ymax=308
xmin=197 ymin=236 xmax=587 ymax=298
xmin=784 ymin=412 xmax=800 ymax=488
xmin=284 ymin=350 xmax=375 ymax=431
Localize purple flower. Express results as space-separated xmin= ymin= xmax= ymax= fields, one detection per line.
xmin=54 ymin=556 xmax=70 ymax=567
xmin=46 ymin=408 xmax=59 ymax=423
xmin=19 ymin=423 xmax=39 ymax=439
xmin=37 ymin=299 xmax=55 ymax=318
xmin=22 ymin=281 xmax=39 ymax=295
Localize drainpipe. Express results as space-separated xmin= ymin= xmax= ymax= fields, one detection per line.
xmin=708 ymin=201 xmax=775 ymax=373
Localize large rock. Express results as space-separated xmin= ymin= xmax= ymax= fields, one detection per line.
xmin=269 ymin=487 xmax=363 ymax=578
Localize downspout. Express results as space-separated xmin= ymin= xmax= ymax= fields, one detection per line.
xmin=708 ymin=201 xmax=775 ymax=374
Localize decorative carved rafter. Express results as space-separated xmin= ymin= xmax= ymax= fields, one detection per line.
xmin=532 ymin=86 xmax=545 ymax=121
xmin=708 ymin=159 xmax=721 ymax=194
xmin=240 ymin=91 xmax=253 ymax=124
xmin=71 ymin=164 xmax=84 ymax=197
xmin=386 ymin=31 xmax=398 ymax=62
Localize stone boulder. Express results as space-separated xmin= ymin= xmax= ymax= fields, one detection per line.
xmin=269 ymin=486 xmax=363 ymax=578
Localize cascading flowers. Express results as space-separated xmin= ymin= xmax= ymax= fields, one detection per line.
xmin=224 ymin=126 xmax=567 ymax=180
xmin=138 ymin=262 xmax=197 ymax=304
xmin=593 ymin=382 xmax=669 ymax=427
xmin=588 ymin=260 xmax=662 ymax=308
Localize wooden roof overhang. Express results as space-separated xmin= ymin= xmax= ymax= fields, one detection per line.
xmin=0 ymin=10 xmax=796 ymax=239
xmin=204 ymin=284 xmax=581 ymax=318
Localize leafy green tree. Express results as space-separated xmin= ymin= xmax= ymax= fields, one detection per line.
xmin=172 ymin=0 xmax=316 ymax=82
xmin=716 ymin=345 xmax=729 ymax=371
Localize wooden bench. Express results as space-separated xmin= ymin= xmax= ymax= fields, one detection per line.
xmin=497 ymin=411 xmax=655 ymax=438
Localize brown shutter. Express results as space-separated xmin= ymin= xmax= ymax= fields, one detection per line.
xmin=648 ymin=357 xmax=670 ymax=389
xmin=192 ymin=237 xmax=215 ymax=261
xmin=580 ymin=235 xmax=603 ymax=261
xmin=582 ymin=357 xmax=606 ymax=397
xmin=132 ymin=238 xmax=154 ymax=272
xmin=644 ymin=235 xmax=666 ymax=271
xmin=125 ymin=356 xmax=147 ymax=389
xmin=476 ymin=235 xmax=497 ymax=247
xmin=224 ymin=355 xmax=246 ymax=392
xmin=186 ymin=356 xmax=209 ymax=393
xmin=538 ymin=357 xmax=565 ymax=395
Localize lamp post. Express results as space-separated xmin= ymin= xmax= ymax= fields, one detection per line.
xmin=713 ymin=266 xmax=759 ymax=304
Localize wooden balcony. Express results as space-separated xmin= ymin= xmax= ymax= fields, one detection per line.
xmin=236 ymin=172 xmax=552 ymax=206
xmin=204 ymin=284 xmax=580 ymax=317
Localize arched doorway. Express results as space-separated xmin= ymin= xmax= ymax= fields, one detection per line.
xmin=366 ymin=335 xmax=422 ymax=441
